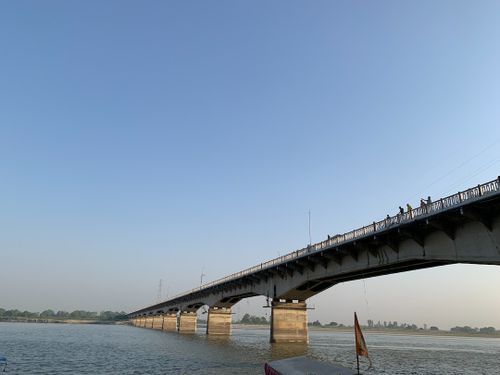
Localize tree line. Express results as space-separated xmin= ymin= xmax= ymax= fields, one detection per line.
xmin=450 ymin=326 xmax=496 ymax=334
xmin=0 ymin=308 xmax=127 ymax=321
xmin=235 ymin=313 xmax=269 ymax=325
xmin=235 ymin=316 xmax=498 ymax=335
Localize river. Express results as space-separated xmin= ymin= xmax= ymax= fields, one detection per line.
xmin=0 ymin=322 xmax=498 ymax=374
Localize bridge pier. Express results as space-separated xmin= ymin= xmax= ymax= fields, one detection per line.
xmin=152 ymin=315 xmax=163 ymax=330
xmin=163 ymin=313 xmax=178 ymax=332
xmin=146 ymin=316 xmax=154 ymax=328
xmin=206 ymin=307 xmax=232 ymax=336
xmin=178 ymin=311 xmax=197 ymax=333
xmin=270 ymin=300 xmax=308 ymax=343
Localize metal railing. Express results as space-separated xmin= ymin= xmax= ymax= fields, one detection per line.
xmin=161 ymin=177 xmax=500 ymax=305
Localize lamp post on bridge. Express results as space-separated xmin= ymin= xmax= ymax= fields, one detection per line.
xmin=200 ymin=268 xmax=206 ymax=286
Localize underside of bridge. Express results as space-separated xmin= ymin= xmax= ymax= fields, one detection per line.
xmin=129 ymin=184 xmax=500 ymax=343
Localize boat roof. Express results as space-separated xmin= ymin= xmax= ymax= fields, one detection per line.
xmin=265 ymin=356 xmax=355 ymax=375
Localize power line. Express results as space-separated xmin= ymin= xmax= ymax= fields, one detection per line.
xmin=405 ymin=138 xmax=500 ymax=203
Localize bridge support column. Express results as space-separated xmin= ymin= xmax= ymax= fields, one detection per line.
xmin=270 ymin=300 xmax=308 ymax=343
xmin=163 ymin=313 xmax=178 ymax=332
xmin=141 ymin=317 xmax=146 ymax=327
xmin=178 ymin=311 xmax=197 ymax=333
xmin=146 ymin=316 xmax=154 ymax=328
xmin=152 ymin=315 xmax=163 ymax=330
xmin=206 ymin=307 xmax=232 ymax=336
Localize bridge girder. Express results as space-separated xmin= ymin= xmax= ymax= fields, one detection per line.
xmin=129 ymin=191 xmax=500 ymax=318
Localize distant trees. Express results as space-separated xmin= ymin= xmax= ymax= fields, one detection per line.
xmin=40 ymin=310 xmax=55 ymax=318
xmin=299 ymin=319 xmax=497 ymax=335
xmin=451 ymin=326 xmax=497 ymax=335
xmin=56 ymin=311 xmax=69 ymax=318
xmin=70 ymin=310 xmax=98 ymax=320
xmin=99 ymin=311 xmax=127 ymax=321
xmin=238 ymin=313 xmax=269 ymax=325
xmin=308 ymin=320 xmax=322 ymax=327
xmin=479 ymin=327 xmax=496 ymax=334
xmin=0 ymin=308 xmax=127 ymax=322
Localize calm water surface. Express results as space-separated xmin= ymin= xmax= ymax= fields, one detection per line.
xmin=0 ymin=322 xmax=499 ymax=374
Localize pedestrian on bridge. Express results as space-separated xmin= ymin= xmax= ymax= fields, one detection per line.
xmin=407 ymin=203 xmax=413 ymax=218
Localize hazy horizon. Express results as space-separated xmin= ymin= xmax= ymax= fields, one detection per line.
xmin=1 ymin=1 xmax=499 ymax=332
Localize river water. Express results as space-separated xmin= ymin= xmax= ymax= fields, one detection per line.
xmin=0 ymin=322 xmax=499 ymax=374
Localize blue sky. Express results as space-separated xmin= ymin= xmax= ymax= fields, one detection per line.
xmin=1 ymin=1 xmax=499 ymax=328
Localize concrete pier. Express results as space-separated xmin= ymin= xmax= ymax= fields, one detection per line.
xmin=146 ymin=316 xmax=154 ymax=328
xmin=163 ymin=313 xmax=178 ymax=332
xmin=127 ymin=179 xmax=500 ymax=347
xmin=270 ymin=300 xmax=308 ymax=343
xmin=206 ymin=307 xmax=232 ymax=336
xmin=152 ymin=315 xmax=163 ymax=330
xmin=178 ymin=311 xmax=197 ymax=333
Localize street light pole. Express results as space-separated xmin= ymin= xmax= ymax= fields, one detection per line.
xmin=200 ymin=268 xmax=206 ymax=286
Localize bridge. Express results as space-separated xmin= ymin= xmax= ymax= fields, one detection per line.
xmin=128 ymin=177 xmax=500 ymax=343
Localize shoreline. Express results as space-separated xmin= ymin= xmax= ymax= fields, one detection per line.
xmin=3 ymin=320 xmax=499 ymax=339
xmin=233 ymin=323 xmax=500 ymax=339
xmin=0 ymin=318 xmax=124 ymax=325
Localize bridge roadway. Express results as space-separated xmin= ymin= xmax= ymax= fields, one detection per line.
xmin=128 ymin=177 xmax=500 ymax=342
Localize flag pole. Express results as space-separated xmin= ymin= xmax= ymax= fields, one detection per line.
xmin=355 ymin=311 xmax=360 ymax=374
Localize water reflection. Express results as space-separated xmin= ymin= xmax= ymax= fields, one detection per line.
xmin=270 ymin=342 xmax=308 ymax=360
xmin=0 ymin=323 xmax=499 ymax=374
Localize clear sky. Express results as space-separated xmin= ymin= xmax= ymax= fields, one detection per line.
xmin=1 ymin=1 xmax=499 ymax=329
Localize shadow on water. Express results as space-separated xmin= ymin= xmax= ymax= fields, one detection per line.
xmin=270 ymin=343 xmax=309 ymax=360
xmin=205 ymin=335 xmax=231 ymax=343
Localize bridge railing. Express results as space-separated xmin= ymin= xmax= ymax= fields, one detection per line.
xmin=165 ymin=177 xmax=500 ymax=304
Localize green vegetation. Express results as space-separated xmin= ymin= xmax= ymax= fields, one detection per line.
xmin=309 ymin=320 xmax=346 ymax=328
xmin=236 ymin=313 xmax=269 ymax=325
xmin=307 ymin=319 xmax=498 ymax=335
xmin=0 ymin=308 xmax=127 ymax=322
xmin=451 ymin=326 xmax=496 ymax=334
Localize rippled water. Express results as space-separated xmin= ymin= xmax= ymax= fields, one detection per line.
xmin=0 ymin=322 xmax=499 ymax=374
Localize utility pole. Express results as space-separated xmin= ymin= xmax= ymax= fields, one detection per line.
xmin=156 ymin=279 xmax=163 ymax=303
xmin=308 ymin=210 xmax=312 ymax=245
xmin=200 ymin=268 xmax=206 ymax=286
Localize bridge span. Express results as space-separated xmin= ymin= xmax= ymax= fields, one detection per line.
xmin=128 ymin=177 xmax=500 ymax=343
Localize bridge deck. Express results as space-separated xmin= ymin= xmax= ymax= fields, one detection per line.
xmin=130 ymin=177 xmax=500 ymax=317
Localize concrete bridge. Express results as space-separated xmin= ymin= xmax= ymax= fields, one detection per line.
xmin=128 ymin=177 xmax=500 ymax=343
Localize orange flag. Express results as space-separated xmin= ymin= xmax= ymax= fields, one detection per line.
xmin=354 ymin=312 xmax=369 ymax=357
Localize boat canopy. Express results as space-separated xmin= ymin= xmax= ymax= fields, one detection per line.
xmin=264 ymin=356 xmax=355 ymax=375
